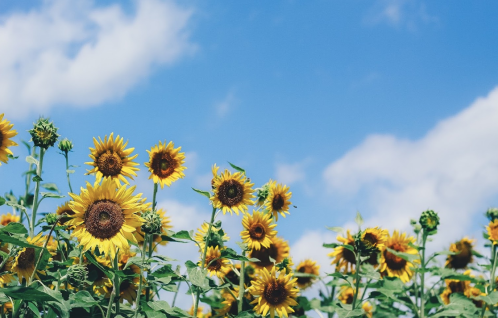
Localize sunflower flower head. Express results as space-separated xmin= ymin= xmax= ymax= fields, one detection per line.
xmin=487 ymin=220 xmax=498 ymax=244
xmin=265 ymin=180 xmax=292 ymax=221
xmin=211 ymin=169 xmax=255 ymax=215
xmin=29 ymin=117 xmax=59 ymax=149
xmin=145 ymin=140 xmax=186 ymax=189
xmin=249 ymin=236 xmax=290 ymax=270
xmin=199 ymin=246 xmax=231 ymax=278
xmin=0 ymin=244 xmax=14 ymax=286
xmin=0 ymin=113 xmax=18 ymax=165
xmin=295 ymin=259 xmax=320 ymax=290
xmin=241 ymin=211 xmax=277 ymax=250
xmin=419 ymin=210 xmax=440 ymax=234
xmin=195 ymin=221 xmax=230 ymax=252
xmin=247 ymin=266 xmax=299 ymax=318
xmin=338 ymin=286 xmax=355 ymax=304
xmin=1 ymin=213 xmax=20 ymax=226
xmin=445 ymin=237 xmax=476 ymax=269
xmin=328 ymin=230 xmax=356 ymax=273
xmin=380 ymin=230 xmax=418 ymax=283
xmin=85 ymin=133 xmax=139 ymax=186
xmin=68 ymin=177 xmax=148 ymax=257
xmin=358 ymin=227 xmax=388 ymax=257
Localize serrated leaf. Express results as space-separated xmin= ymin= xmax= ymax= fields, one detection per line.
xmin=41 ymin=183 xmax=59 ymax=192
xmin=220 ymin=248 xmax=254 ymax=261
xmin=26 ymin=155 xmax=39 ymax=166
xmin=192 ymin=188 xmax=211 ymax=199
xmin=0 ymin=234 xmax=40 ymax=248
xmin=355 ymin=211 xmax=363 ymax=227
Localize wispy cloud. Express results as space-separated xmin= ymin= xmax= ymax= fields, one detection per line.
xmin=365 ymin=0 xmax=437 ymax=30
xmin=275 ymin=161 xmax=307 ymax=185
xmin=0 ymin=0 xmax=195 ymax=118
xmin=323 ymin=87 xmax=498 ymax=248
xmin=215 ymin=90 xmax=237 ymax=118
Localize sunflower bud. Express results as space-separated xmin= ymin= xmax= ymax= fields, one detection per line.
xmin=486 ymin=208 xmax=498 ymax=222
xmin=67 ymin=264 xmax=88 ymax=288
xmin=419 ymin=210 xmax=440 ymax=235
xmin=45 ymin=213 xmax=58 ymax=225
xmin=141 ymin=210 xmax=162 ymax=234
xmin=58 ymin=138 xmax=73 ymax=154
xmin=29 ymin=117 xmax=60 ymax=149
xmin=255 ymin=183 xmax=270 ymax=206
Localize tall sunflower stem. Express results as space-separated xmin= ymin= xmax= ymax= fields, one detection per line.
xmin=419 ymin=233 xmax=428 ymax=318
xmin=30 ymin=147 xmax=45 ymax=238
xmin=134 ymin=233 xmax=149 ymax=318
xmin=238 ymin=252 xmax=246 ymax=313
xmin=145 ymin=234 xmax=154 ymax=302
xmin=480 ymin=245 xmax=498 ymax=318
xmin=64 ymin=153 xmax=73 ymax=194
xmin=172 ymin=280 xmax=182 ymax=307
xmin=194 ymin=207 xmax=217 ymax=316
xmin=351 ymin=251 xmax=362 ymax=310
xmin=106 ymin=254 xmax=120 ymax=318
xmin=22 ymin=146 xmax=35 ymax=224
xmin=152 ymin=182 xmax=158 ymax=211
xmin=29 ymin=215 xmax=62 ymax=284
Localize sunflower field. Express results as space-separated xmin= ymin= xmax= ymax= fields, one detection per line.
xmin=1 ymin=114 xmax=498 ymax=318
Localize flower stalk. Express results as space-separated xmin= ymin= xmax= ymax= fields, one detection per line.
xmin=30 ymin=147 xmax=45 ymax=237
xmin=135 ymin=233 xmax=149 ymax=318
xmin=238 ymin=251 xmax=246 ymax=313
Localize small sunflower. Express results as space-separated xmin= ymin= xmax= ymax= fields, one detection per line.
xmin=199 ymin=246 xmax=231 ymax=278
xmin=487 ymin=220 xmax=498 ymax=243
xmin=68 ymin=177 xmax=148 ymax=257
xmin=248 ymin=266 xmax=299 ymax=318
xmin=265 ymin=180 xmax=292 ymax=221
xmin=195 ymin=222 xmax=230 ymax=252
xmin=361 ymin=228 xmax=388 ymax=251
xmin=362 ymin=302 xmax=373 ymax=318
xmin=328 ymin=230 xmax=356 ymax=273
xmin=295 ymin=259 xmax=320 ymax=290
xmin=55 ymin=201 xmax=75 ymax=228
xmin=212 ymin=169 xmax=255 ymax=215
xmin=0 ymin=244 xmax=13 ymax=286
xmin=241 ymin=211 xmax=277 ymax=250
xmin=440 ymin=270 xmax=472 ymax=305
xmin=249 ymin=236 xmax=290 ymax=270
xmin=145 ymin=140 xmax=186 ymax=189
xmin=85 ymin=133 xmax=139 ymax=185
xmin=216 ymin=287 xmax=240 ymax=317
xmin=0 ymin=213 xmax=20 ymax=226
xmin=0 ymin=113 xmax=18 ymax=165
xmin=445 ymin=237 xmax=476 ymax=269
xmin=338 ymin=286 xmax=355 ymax=304
xmin=379 ymin=230 xmax=418 ymax=283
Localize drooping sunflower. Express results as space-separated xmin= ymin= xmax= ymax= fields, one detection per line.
xmin=11 ymin=233 xmax=57 ymax=283
xmin=249 ymin=236 xmax=290 ymax=270
xmin=265 ymin=180 xmax=292 ymax=221
xmin=211 ymin=169 xmax=255 ymax=215
xmin=329 ymin=230 xmax=356 ymax=273
xmin=487 ymin=220 xmax=498 ymax=243
xmin=199 ymin=246 xmax=231 ymax=278
xmin=361 ymin=228 xmax=388 ymax=251
xmin=68 ymin=177 xmax=148 ymax=257
xmin=0 ymin=213 xmax=20 ymax=226
xmin=445 ymin=237 xmax=476 ymax=269
xmin=195 ymin=222 xmax=230 ymax=252
xmin=0 ymin=244 xmax=13 ymax=286
xmin=247 ymin=266 xmax=299 ymax=318
xmin=0 ymin=113 xmax=18 ymax=165
xmin=145 ymin=140 xmax=186 ymax=189
xmin=295 ymin=259 xmax=320 ymax=290
xmin=241 ymin=211 xmax=277 ymax=250
xmin=379 ymin=230 xmax=418 ymax=283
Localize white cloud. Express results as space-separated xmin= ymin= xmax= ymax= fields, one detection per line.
xmin=215 ymin=91 xmax=236 ymax=118
xmin=323 ymin=87 xmax=498 ymax=248
xmin=0 ymin=0 xmax=195 ymax=118
xmin=275 ymin=161 xmax=306 ymax=185
xmin=365 ymin=0 xmax=437 ymax=30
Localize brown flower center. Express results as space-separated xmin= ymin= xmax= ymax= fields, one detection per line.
xmin=363 ymin=233 xmax=378 ymax=247
xmin=343 ymin=244 xmax=356 ymax=265
xmin=250 ymin=243 xmax=278 ymax=268
xmin=448 ymin=241 xmax=473 ymax=269
xmin=218 ymin=179 xmax=244 ymax=207
xmin=448 ymin=281 xmax=466 ymax=294
xmin=296 ymin=266 xmax=312 ymax=286
xmin=206 ymin=255 xmax=223 ymax=272
xmin=249 ymin=223 xmax=266 ymax=240
xmin=384 ymin=242 xmax=407 ymax=270
xmin=151 ymin=151 xmax=178 ymax=179
xmin=97 ymin=150 xmax=123 ymax=177
xmin=272 ymin=194 xmax=284 ymax=211
xmin=85 ymin=200 xmax=124 ymax=239
xmin=264 ymin=281 xmax=287 ymax=305
xmin=17 ymin=248 xmax=35 ymax=270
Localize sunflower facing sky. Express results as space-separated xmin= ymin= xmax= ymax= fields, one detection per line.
xmin=68 ymin=177 xmax=148 ymax=257
xmin=0 ymin=113 xmax=18 ymax=165
xmin=445 ymin=237 xmax=475 ymax=269
xmin=85 ymin=133 xmax=139 ymax=185
xmin=379 ymin=230 xmax=418 ymax=283
xmin=247 ymin=266 xmax=298 ymax=318
xmin=295 ymin=259 xmax=320 ymax=290
xmin=241 ymin=211 xmax=277 ymax=250
xmin=329 ymin=230 xmax=356 ymax=273
xmin=249 ymin=236 xmax=290 ymax=270
xmin=265 ymin=180 xmax=292 ymax=221
xmin=145 ymin=140 xmax=186 ymax=189
xmin=211 ymin=169 xmax=255 ymax=215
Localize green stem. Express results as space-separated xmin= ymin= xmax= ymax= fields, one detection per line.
xmin=480 ymin=245 xmax=498 ymax=318
xmin=193 ymin=207 xmax=217 ymax=316
xmin=21 ymin=146 xmax=35 ymax=224
xmin=419 ymin=233 xmax=428 ymax=318
xmin=64 ymin=154 xmax=73 ymax=194
xmin=30 ymin=147 xmax=45 ymax=238
xmin=29 ymin=215 xmax=62 ymax=284
xmin=134 ymin=233 xmax=149 ymax=318
xmin=152 ymin=182 xmax=158 ymax=211
xmin=238 ymin=252 xmax=246 ymax=313
xmin=414 ymin=231 xmax=420 ymax=310
xmin=360 ymin=279 xmax=371 ymax=302
xmin=106 ymin=254 xmax=120 ymax=318
xmin=351 ymin=252 xmax=362 ymax=310
xmin=145 ymin=234 xmax=154 ymax=302
xmin=172 ymin=280 xmax=182 ymax=307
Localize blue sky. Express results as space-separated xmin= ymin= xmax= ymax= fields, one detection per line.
xmin=1 ymin=0 xmax=498 ymax=292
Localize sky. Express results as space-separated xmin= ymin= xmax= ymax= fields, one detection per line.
xmin=1 ymin=0 xmax=498 ymax=309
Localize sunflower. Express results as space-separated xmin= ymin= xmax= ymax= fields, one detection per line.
xmin=11 ymin=233 xmax=57 ymax=283
xmin=241 ymin=211 xmax=277 ymax=250
xmin=105 ymin=264 xmax=143 ymax=304
xmin=145 ymin=140 xmax=186 ymax=189
xmin=212 ymin=169 xmax=255 ymax=215
xmin=329 ymin=230 xmax=356 ymax=273
xmin=1 ymin=302 xmax=13 ymax=313
xmin=247 ymin=266 xmax=299 ymax=318
xmin=445 ymin=237 xmax=475 ymax=269
xmin=55 ymin=201 xmax=75 ymax=228
xmin=195 ymin=222 xmax=230 ymax=252
xmin=249 ymin=236 xmax=290 ymax=270
xmin=338 ymin=286 xmax=355 ymax=304
xmin=86 ymin=261 xmax=113 ymax=295
xmin=216 ymin=287 xmax=240 ymax=317
xmin=199 ymin=246 xmax=231 ymax=278
xmin=0 ymin=113 xmax=18 ymax=165
xmin=361 ymin=228 xmax=388 ymax=251
xmin=265 ymin=180 xmax=292 ymax=221
xmin=295 ymin=259 xmax=320 ymax=290
xmin=0 ymin=213 xmax=20 ymax=226
xmin=0 ymin=244 xmax=13 ymax=286
xmin=379 ymin=230 xmax=418 ymax=283
xmin=362 ymin=302 xmax=373 ymax=318
xmin=487 ymin=220 xmax=498 ymax=243
xmin=68 ymin=177 xmax=148 ymax=257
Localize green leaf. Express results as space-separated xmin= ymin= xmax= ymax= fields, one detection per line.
xmin=41 ymin=192 xmax=65 ymax=199
xmin=27 ymin=302 xmax=42 ymax=318
xmin=236 ymin=241 xmax=250 ymax=251
xmin=153 ymin=255 xmax=178 ymax=262
xmin=85 ymin=251 xmax=114 ymax=280
xmin=326 ymin=226 xmax=344 ymax=233
xmin=0 ymin=234 xmax=40 ymax=248
xmin=6 ymin=201 xmax=26 ymax=212
xmin=355 ymin=211 xmax=363 ymax=227
xmin=475 ymin=291 xmax=498 ymax=305
xmin=66 ymin=169 xmax=75 ymax=174
xmin=172 ymin=230 xmax=195 ymax=241
xmin=69 ymin=291 xmax=98 ymax=308
xmin=123 ymin=256 xmax=145 ymax=270
xmin=33 ymin=175 xmax=43 ymax=182
xmin=192 ymin=188 xmax=211 ymax=199
xmin=220 ymin=248 xmax=257 ymax=262
xmin=186 ymin=261 xmax=209 ymax=289
xmin=3 ymin=286 xmax=60 ymax=302
xmin=323 ymin=242 xmax=339 ymax=249
xmin=360 ymin=263 xmax=381 ymax=280
xmin=26 ymin=155 xmax=39 ymax=166
xmin=0 ymin=196 xmax=5 ymax=206
xmin=151 ymin=264 xmax=179 ymax=278
xmin=41 ymin=183 xmax=59 ymax=192
xmin=147 ymin=300 xmax=171 ymax=312
xmin=228 ymin=162 xmax=246 ymax=174
xmin=7 ymin=154 xmax=18 ymax=160
xmin=160 ymin=234 xmax=188 ymax=243
xmin=234 ymin=311 xmax=254 ymax=318
xmin=0 ymin=222 xmax=28 ymax=234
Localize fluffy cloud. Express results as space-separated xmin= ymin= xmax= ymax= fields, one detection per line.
xmin=323 ymin=87 xmax=498 ymax=248
xmin=365 ymin=0 xmax=437 ymax=30
xmin=0 ymin=0 xmax=194 ymax=118
xmin=275 ymin=161 xmax=307 ymax=185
